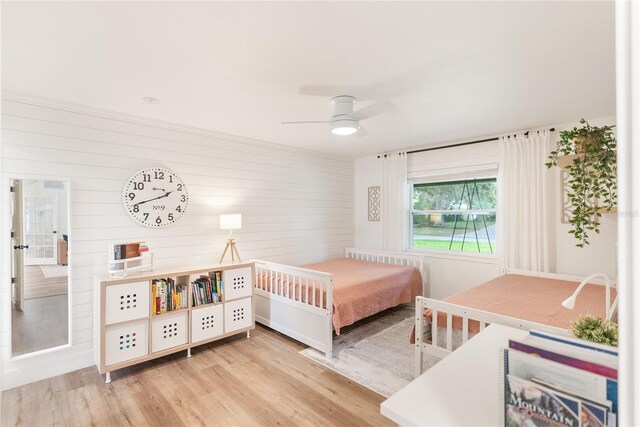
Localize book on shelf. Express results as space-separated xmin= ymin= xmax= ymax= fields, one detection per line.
xmin=191 ymin=271 xmax=224 ymax=307
xmin=152 ymin=277 xmax=187 ymax=315
xmin=503 ymin=331 xmax=618 ymax=427
xmin=215 ymin=271 xmax=222 ymax=297
xmin=109 ymin=242 xmax=147 ymax=261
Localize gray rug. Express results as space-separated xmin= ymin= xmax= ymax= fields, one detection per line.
xmin=299 ymin=305 xmax=442 ymax=397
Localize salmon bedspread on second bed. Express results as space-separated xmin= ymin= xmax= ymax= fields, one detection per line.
xmin=423 ymin=274 xmax=614 ymax=336
xmin=409 ymin=274 xmax=614 ymax=344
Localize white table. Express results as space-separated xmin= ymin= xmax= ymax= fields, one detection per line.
xmin=380 ymin=324 xmax=528 ymax=426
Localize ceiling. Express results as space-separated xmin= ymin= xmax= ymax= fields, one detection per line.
xmin=1 ymin=1 xmax=615 ymax=158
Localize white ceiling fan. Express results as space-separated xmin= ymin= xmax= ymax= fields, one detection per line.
xmin=282 ymin=95 xmax=391 ymax=136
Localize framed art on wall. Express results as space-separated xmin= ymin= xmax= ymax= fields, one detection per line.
xmin=368 ymin=186 xmax=381 ymax=221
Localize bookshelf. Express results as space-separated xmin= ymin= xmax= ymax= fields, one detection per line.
xmin=94 ymin=262 xmax=255 ymax=383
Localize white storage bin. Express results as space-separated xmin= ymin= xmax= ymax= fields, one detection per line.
xmin=105 ymin=281 xmax=150 ymax=325
xmin=191 ymin=304 xmax=224 ymax=343
xmin=151 ymin=311 xmax=188 ymax=353
xmin=224 ymin=297 xmax=252 ymax=333
xmin=105 ymin=319 xmax=149 ymax=367
xmin=223 ymin=267 xmax=252 ymax=301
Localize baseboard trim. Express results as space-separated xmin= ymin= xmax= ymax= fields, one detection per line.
xmin=2 ymin=348 xmax=94 ymax=391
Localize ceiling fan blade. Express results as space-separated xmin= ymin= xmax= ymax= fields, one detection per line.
xmin=356 ymin=126 xmax=369 ymax=137
xmin=353 ymin=100 xmax=395 ymax=121
xmin=281 ymin=120 xmax=330 ymax=125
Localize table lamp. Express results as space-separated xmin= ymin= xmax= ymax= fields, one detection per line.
xmin=219 ymin=213 xmax=242 ymax=263
xmin=561 ymin=273 xmax=618 ymax=321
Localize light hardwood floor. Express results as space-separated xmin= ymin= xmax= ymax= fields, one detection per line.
xmin=1 ymin=325 xmax=394 ymax=427
xmin=12 ymin=265 xmax=69 ymax=356
xmin=11 ymin=294 xmax=68 ymax=356
xmin=24 ymin=265 xmax=68 ymax=299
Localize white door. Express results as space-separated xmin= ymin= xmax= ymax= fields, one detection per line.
xmin=11 ymin=180 xmax=24 ymax=311
xmin=23 ymin=194 xmax=58 ymax=265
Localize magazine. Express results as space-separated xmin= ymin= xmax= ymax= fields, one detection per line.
xmin=505 ymin=374 xmax=580 ymax=427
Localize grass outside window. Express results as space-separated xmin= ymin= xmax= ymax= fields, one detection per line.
xmin=411 ymin=178 xmax=497 ymax=255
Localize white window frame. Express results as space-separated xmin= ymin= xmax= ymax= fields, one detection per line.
xmin=408 ymin=166 xmax=498 ymax=259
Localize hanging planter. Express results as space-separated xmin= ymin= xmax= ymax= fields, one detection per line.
xmin=573 ymin=134 xmax=598 ymax=155
xmin=546 ymin=119 xmax=617 ymax=248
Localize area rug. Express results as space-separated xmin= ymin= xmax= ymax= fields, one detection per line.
xmin=39 ymin=265 xmax=68 ymax=278
xmin=299 ymin=305 xmax=442 ymax=397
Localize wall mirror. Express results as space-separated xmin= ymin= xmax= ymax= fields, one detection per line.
xmin=10 ymin=179 xmax=70 ymax=357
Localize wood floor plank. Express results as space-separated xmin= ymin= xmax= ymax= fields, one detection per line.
xmin=2 ymin=325 xmax=393 ymax=426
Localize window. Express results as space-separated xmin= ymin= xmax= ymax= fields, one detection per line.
xmin=410 ymin=177 xmax=497 ymax=254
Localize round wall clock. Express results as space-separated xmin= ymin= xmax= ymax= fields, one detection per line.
xmin=123 ymin=167 xmax=189 ymax=228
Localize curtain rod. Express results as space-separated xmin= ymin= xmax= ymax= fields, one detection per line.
xmin=377 ymin=127 xmax=555 ymax=158
xmin=406 ymin=127 xmax=556 ymax=155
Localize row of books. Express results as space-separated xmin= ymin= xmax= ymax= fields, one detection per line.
xmin=192 ymin=272 xmax=223 ymax=306
xmin=152 ymin=277 xmax=188 ymax=315
xmin=109 ymin=242 xmax=148 ymax=260
xmin=503 ymin=329 xmax=618 ymax=427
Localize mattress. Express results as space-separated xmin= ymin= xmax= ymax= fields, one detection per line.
xmin=410 ymin=274 xmax=615 ymax=344
xmin=434 ymin=274 xmax=614 ymax=331
xmin=256 ymin=258 xmax=422 ymax=334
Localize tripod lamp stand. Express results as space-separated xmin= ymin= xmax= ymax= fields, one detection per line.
xmin=219 ymin=213 xmax=242 ymax=263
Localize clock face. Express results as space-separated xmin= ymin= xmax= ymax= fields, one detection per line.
xmin=123 ymin=167 xmax=189 ymax=228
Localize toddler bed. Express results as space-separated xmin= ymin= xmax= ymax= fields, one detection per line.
xmin=253 ymin=247 xmax=425 ymax=359
xmin=413 ymin=269 xmax=616 ymax=376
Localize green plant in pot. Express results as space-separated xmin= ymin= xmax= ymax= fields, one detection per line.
xmin=546 ymin=119 xmax=617 ymax=247
xmin=571 ymin=315 xmax=618 ymax=347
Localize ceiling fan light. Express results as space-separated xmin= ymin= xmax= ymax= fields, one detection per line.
xmin=331 ymin=119 xmax=360 ymax=136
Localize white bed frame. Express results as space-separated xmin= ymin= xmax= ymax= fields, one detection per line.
xmin=413 ymin=268 xmax=612 ymax=377
xmin=253 ymin=247 xmax=425 ymax=360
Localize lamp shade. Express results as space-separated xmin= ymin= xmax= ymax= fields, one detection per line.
xmin=220 ymin=213 xmax=242 ymax=230
xmin=561 ymin=296 xmax=576 ymax=310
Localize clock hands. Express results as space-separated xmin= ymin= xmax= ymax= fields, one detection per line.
xmin=133 ymin=191 xmax=174 ymax=206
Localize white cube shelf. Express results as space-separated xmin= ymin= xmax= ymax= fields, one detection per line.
xmin=105 ymin=281 xmax=149 ymax=325
xmin=223 ymin=267 xmax=252 ymax=301
xmin=105 ymin=319 xmax=149 ymax=366
xmin=151 ymin=311 xmax=188 ymax=353
xmin=224 ymin=297 xmax=252 ymax=333
xmin=95 ymin=262 xmax=254 ymax=383
xmin=191 ymin=304 xmax=224 ymax=343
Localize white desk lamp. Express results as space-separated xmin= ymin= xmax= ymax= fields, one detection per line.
xmin=219 ymin=213 xmax=242 ymax=263
xmin=561 ymin=273 xmax=618 ymax=321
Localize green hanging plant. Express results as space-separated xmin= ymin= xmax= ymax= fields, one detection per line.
xmin=546 ymin=119 xmax=617 ymax=247
xmin=570 ymin=315 xmax=618 ymax=347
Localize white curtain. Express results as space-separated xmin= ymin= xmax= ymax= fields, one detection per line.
xmin=382 ymin=152 xmax=408 ymax=252
xmin=498 ymin=131 xmax=555 ymax=271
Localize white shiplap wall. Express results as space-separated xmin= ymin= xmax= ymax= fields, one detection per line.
xmin=0 ymin=93 xmax=355 ymax=389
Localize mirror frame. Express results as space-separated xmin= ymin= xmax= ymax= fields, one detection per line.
xmin=9 ymin=178 xmax=72 ymax=361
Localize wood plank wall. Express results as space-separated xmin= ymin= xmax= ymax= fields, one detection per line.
xmin=0 ymin=94 xmax=355 ymax=389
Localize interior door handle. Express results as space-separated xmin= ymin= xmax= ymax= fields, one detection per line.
xmin=13 ymin=245 xmax=29 ymax=250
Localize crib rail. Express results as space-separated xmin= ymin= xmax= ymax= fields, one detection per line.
xmin=254 ymin=260 xmax=333 ymax=311
xmin=252 ymin=259 xmax=335 ymax=358
xmin=414 ymin=296 xmax=570 ymax=377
